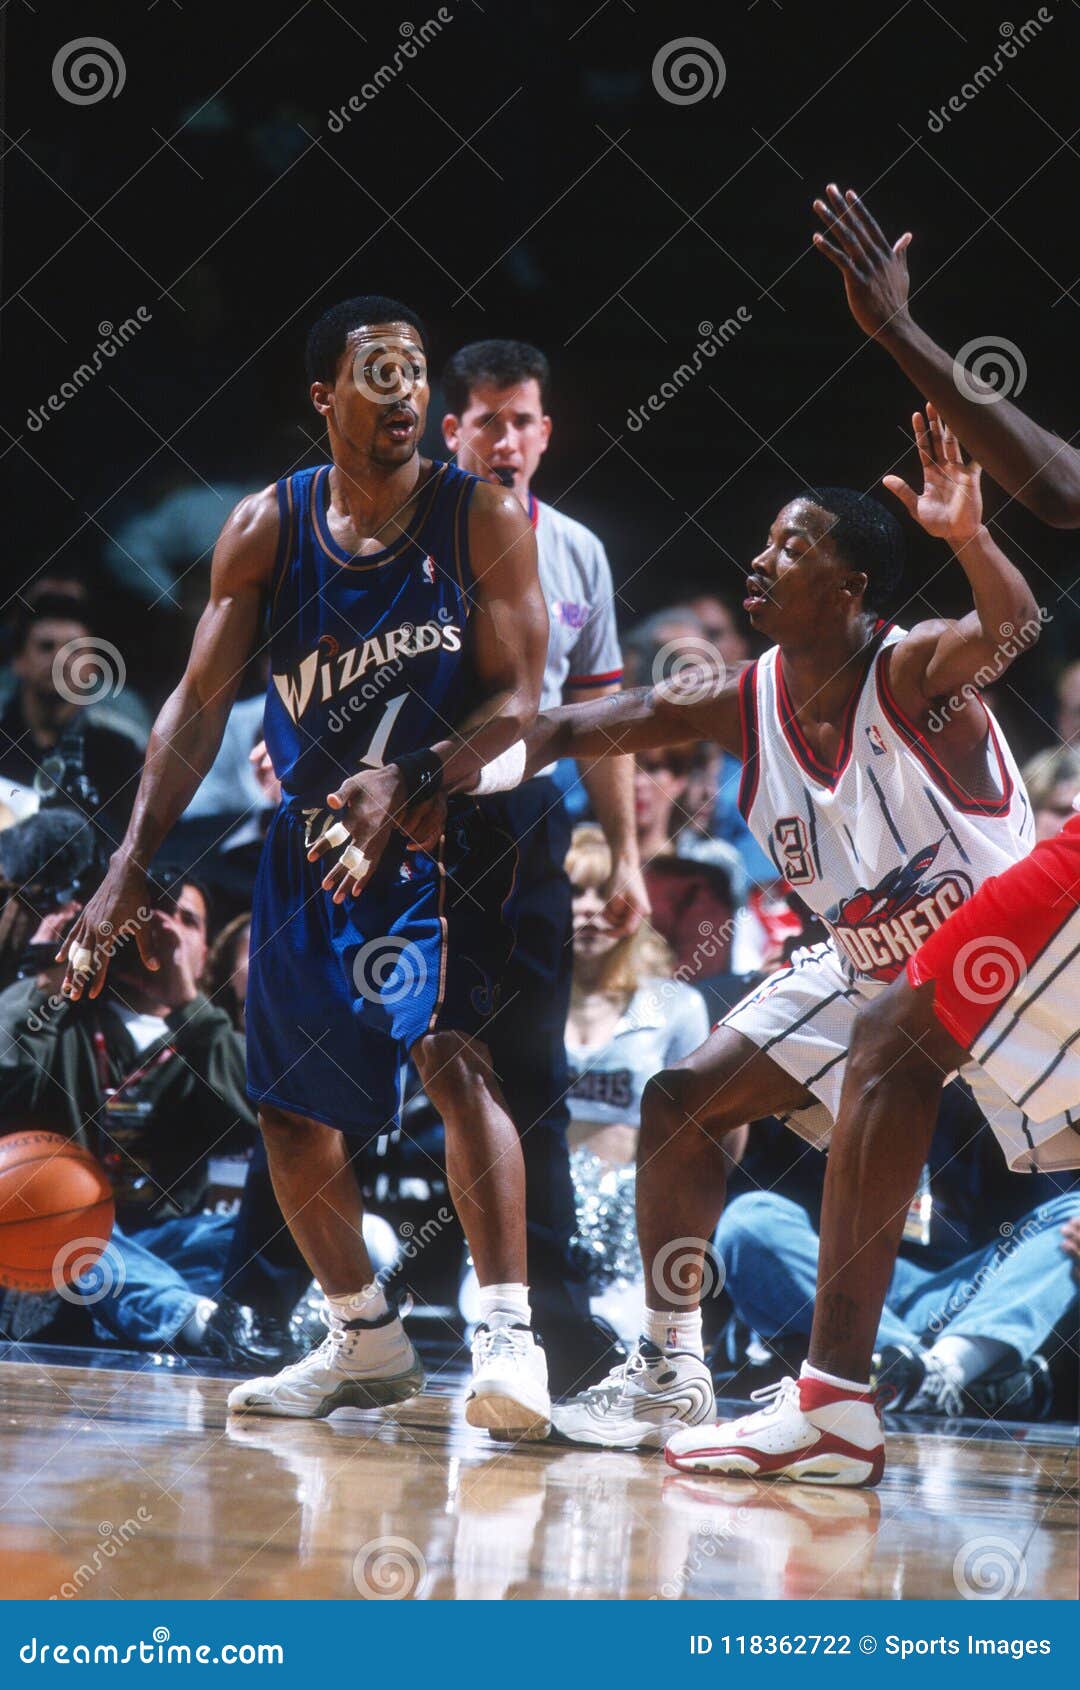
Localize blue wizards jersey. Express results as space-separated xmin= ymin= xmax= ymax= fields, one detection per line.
xmin=263 ymin=459 xmax=481 ymax=806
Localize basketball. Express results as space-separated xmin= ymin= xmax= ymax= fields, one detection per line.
xmin=0 ymin=1131 xmax=114 ymax=1294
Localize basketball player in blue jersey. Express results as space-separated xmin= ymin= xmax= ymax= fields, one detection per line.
xmin=57 ymin=295 xmax=554 ymax=1437
xmin=440 ymin=338 xmax=649 ymax=1394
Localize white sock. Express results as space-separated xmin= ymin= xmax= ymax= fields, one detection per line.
xmin=177 ymin=1297 xmax=216 ymax=1345
xmin=477 ymin=1282 xmax=531 ymax=1326
xmin=325 ymin=1284 xmax=391 ymax=1325
xmin=926 ymin=1334 xmax=1013 ymax=1386
xmin=801 ymin=1360 xmax=871 ymax=1394
xmin=320 ymin=1285 xmax=408 ymax=1373
xmin=643 ymin=1306 xmax=704 ymax=1358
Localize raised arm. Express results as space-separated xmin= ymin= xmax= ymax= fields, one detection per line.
xmin=309 ymin=480 xmax=548 ymax=900
xmin=812 ymin=183 xmax=1080 ymax=528
xmin=58 ymin=489 xmax=276 ymax=998
xmin=883 ymin=406 xmax=1041 ymax=705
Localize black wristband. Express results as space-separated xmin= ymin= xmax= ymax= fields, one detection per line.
xmin=391 ymin=748 xmax=444 ymax=806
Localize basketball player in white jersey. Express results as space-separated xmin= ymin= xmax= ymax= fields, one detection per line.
xmin=473 ymin=403 xmax=1064 ymax=1457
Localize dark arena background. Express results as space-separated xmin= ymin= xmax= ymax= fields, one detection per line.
xmin=5 ymin=0 xmax=1079 ymax=711
xmin=0 ymin=0 xmax=1077 ymax=1634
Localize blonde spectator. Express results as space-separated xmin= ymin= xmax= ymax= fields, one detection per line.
xmin=1021 ymin=745 xmax=1080 ymax=841
xmin=564 ymin=826 xmax=710 ymax=1339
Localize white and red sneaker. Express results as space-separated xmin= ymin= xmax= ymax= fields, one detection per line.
xmin=664 ymin=1374 xmax=885 ymax=1487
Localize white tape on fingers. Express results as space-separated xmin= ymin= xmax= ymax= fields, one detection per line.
xmin=322 ymin=821 xmax=350 ymax=849
xmin=71 ymin=946 xmax=95 ymax=975
xmin=341 ymin=844 xmax=370 ymax=877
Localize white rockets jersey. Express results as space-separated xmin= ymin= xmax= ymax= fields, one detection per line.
xmin=736 ymin=622 xmax=1035 ymax=984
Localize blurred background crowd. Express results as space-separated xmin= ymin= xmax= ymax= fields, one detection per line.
xmin=0 ymin=544 xmax=1077 ymax=1424
xmin=3 ymin=0 xmax=1080 ymax=1426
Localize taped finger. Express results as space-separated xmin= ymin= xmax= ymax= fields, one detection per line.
xmin=340 ymin=844 xmax=369 ymax=877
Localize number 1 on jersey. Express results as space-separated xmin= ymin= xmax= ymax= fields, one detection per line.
xmin=359 ymin=694 xmax=407 ymax=769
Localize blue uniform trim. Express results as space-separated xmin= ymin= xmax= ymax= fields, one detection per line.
xmin=310 ymin=462 xmax=448 ymax=569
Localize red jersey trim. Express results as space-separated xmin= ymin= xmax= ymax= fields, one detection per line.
xmin=737 ymin=661 xmax=761 ymax=820
xmin=568 ymin=668 xmax=623 ymax=689
xmin=876 ymin=649 xmax=1014 ymax=818
xmin=774 ymin=620 xmax=893 ymax=791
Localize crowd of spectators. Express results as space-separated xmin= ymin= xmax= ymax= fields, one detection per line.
xmin=0 ymin=541 xmax=1076 ymax=1425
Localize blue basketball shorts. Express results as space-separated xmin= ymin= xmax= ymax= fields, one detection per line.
xmin=245 ymin=797 xmax=519 ymax=1139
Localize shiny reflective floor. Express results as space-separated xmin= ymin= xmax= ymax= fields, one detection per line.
xmin=0 ymin=1355 xmax=1074 ymax=1600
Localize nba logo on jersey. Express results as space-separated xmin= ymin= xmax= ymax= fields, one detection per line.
xmin=865 ymin=723 xmax=888 ymax=756
xmin=422 ymin=555 xmax=436 ymax=584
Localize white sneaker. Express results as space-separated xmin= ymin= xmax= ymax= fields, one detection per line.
xmin=550 ymin=1338 xmax=714 ymax=1450
xmin=227 ymin=1299 xmax=424 ymax=1419
xmin=665 ymin=1375 xmax=885 ymax=1487
xmin=464 ymin=1321 xmax=551 ymax=1441
xmin=907 ymin=1354 xmax=966 ymax=1417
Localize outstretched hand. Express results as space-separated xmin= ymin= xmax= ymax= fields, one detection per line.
xmin=812 ymin=184 xmax=913 ymax=339
xmin=882 ymin=404 xmax=983 ymax=544
xmin=306 ymin=765 xmax=406 ymax=903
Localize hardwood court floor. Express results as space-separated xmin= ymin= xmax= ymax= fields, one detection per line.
xmin=0 ymin=1354 xmax=1074 ymax=1601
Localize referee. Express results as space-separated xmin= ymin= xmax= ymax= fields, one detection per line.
xmin=442 ymin=340 xmax=649 ymax=1395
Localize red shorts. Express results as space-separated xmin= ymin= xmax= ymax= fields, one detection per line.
xmin=907 ymin=816 xmax=1080 ymax=1124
